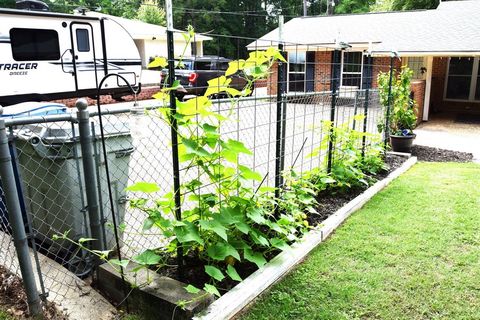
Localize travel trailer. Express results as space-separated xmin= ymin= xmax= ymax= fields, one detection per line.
xmin=0 ymin=7 xmax=142 ymax=106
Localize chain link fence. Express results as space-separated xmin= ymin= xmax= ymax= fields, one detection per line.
xmin=0 ymin=36 xmax=395 ymax=317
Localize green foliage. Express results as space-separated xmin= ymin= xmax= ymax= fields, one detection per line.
xmin=308 ymin=116 xmax=386 ymax=193
xmin=128 ymin=35 xmax=309 ymax=297
xmin=377 ymin=66 xmax=417 ymax=135
xmin=136 ymin=3 xmax=166 ymax=26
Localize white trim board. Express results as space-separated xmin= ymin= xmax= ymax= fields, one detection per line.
xmin=194 ymin=156 xmax=418 ymax=320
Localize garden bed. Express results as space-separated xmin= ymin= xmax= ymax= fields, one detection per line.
xmin=411 ymin=145 xmax=473 ymax=162
xmin=194 ymin=155 xmax=416 ymax=320
xmin=124 ymin=154 xmax=407 ymax=293
xmin=98 ymin=155 xmax=414 ymax=320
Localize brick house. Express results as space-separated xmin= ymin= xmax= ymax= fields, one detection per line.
xmin=248 ymin=0 xmax=480 ymax=121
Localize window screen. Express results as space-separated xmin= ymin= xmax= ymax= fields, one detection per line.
xmin=446 ymin=57 xmax=473 ymax=100
xmin=76 ymin=29 xmax=90 ymax=52
xmin=10 ymin=28 xmax=60 ymax=61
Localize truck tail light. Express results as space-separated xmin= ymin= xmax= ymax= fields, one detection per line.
xmin=188 ymin=72 xmax=198 ymax=83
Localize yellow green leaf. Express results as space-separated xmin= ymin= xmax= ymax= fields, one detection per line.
xmin=148 ymin=56 xmax=168 ymax=69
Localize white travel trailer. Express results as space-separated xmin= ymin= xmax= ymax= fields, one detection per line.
xmin=0 ymin=7 xmax=142 ymax=106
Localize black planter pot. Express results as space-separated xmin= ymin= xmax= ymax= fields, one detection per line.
xmin=390 ymin=134 xmax=416 ymax=153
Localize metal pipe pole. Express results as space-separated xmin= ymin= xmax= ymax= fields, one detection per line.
xmin=327 ymin=50 xmax=341 ymax=173
xmin=303 ymin=0 xmax=307 ymax=16
xmin=384 ymin=54 xmax=395 ymax=154
xmin=165 ymin=0 xmax=184 ymax=277
xmin=362 ymin=54 xmax=372 ymax=158
xmin=274 ymin=15 xmax=285 ymax=202
xmin=0 ymin=108 xmax=42 ymax=317
xmin=76 ymin=99 xmax=104 ymax=252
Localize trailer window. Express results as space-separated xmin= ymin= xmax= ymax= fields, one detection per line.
xmin=76 ymin=29 xmax=90 ymax=52
xmin=10 ymin=28 xmax=60 ymax=61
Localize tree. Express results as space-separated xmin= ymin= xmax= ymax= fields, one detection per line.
xmin=372 ymin=0 xmax=439 ymax=11
xmin=137 ymin=3 xmax=166 ymax=25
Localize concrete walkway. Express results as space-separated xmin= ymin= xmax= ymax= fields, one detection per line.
xmin=414 ymin=115 xmax=480 ymax=162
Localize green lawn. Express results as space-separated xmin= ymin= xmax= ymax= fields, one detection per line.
xmin=0 ymin=310 xmax=12 ymax=320
xmin=241 ymin=162 xmax=480 ymax=320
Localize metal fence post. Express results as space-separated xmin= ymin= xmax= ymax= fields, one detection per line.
xmin=384 ymin=54 xmax=395 ymax=153
xmin=362 ymin=54 xmax=372 ymax=158
xmin=76 ymin=99 xmax=104 ymax=252
xmin=362 ymin=88 xmax=370 ymax=158
xmin=166 ymin=0 xmax=184 ymax=277
xmin=274 ymin=46 xmax=286 ymax=200
xmin=0 ymin=108 xmax=42 ymax=317
xmin=327 ymin=49 xmax=341 ymax=173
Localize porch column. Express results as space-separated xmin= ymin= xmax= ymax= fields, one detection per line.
xmin=423 ymin=56 xmax=433 ymax=121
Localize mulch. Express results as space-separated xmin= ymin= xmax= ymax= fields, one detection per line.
xmin=411 ymin=145 xmax=474 ymax=162
xmin=309 ymin=154 xmax=406 ymax=225
xmin=0 ymin=266 xmax=67 ymax=319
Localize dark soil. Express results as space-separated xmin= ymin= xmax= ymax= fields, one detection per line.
xmin=412 ymin=145 xmax=474 ymax=162
xmin=0 ymin=266 xmax=66 ymax=320
xmin=309 ymin=154 xmax=406 ymax=226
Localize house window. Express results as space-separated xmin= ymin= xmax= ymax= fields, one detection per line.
xmin=288 ymin=51 xmax=306 ymax=92
xmin=76 ymin=29 xmax=90 ymax=52
xmin=445 ymin=57 xmax=480 ymax=101
xmin=341 ymin=51 xmax=363 ymax=88
xmin=406 ymin=57 xmax=426 ymax=80
xmin=10 ymin=28 xmax=60 ymax=61
xmin=287 ymin=51 xmax=315 ymax=92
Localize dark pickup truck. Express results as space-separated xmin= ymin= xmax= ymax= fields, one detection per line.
xmin=159 ymin=56 xmax=249 ymax=98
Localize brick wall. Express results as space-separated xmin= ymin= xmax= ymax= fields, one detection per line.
xmin=314 ymin=51 xmax=332 ymax=92
xmin=267 ymin=62 xmax=279 ymax=95
xmin=411 ymin=80 xmax=426 ymax=124
xmin=52 ymin=86 xmax=160 ymax=108
xmin=371 ymin=57 xmax=402 ymax=88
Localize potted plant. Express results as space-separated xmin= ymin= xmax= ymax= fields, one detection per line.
xmin=378 ymin=66 xmax=417 ymax=153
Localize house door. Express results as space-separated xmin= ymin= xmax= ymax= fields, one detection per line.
xmin=70 ymin=23 xmax=97 ymax=91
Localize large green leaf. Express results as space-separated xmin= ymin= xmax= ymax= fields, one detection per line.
xmin=217 ymin=207 xmax=243 ymax=225
xmin=177 ymin=96 xmax=211 ymax=116
xmin=147 ymin=56 xmax=167 ymax=69
xmin=184 ymin=284 xmax=200 ymax=294
xmin=239 ymin=165 xmax=262 ymax=181
xmin=206 ymin=242 xmax=240 ymax=261
xmin=225 ymin=59 xmax=245 ymax=76
xmin=205 ymin=265 xmax=225 ymax=281
xmin=250 ymin=229 xmax=269 ymax=247
xmin=244 ymin=249 xmax=267 ymax=268
xmin=247 ymin=207 xmax=266 ymax=224
xmin=125 ymin=182 xmax=160 ymax=193
xmin=182 ymin=138 xmax=210 ymax=157
xmin=132 ymin=250 xmax=161 ymax=266
xmin=226 ymin=265 xmax=242 ymax=282
xmin=109 ymin=258 xmax=129 ymax=268
xmin=224 ymin=139 xmax=252 ymax=155
xmin=174 ymin=221 xmax=204 ymax=245
xmin=199 ymin=220 xmax=228 ymax=241
xmin=204 ymin=76 xmax=232 ymax=97
xmin=270 ymin=238 xmax=291 ymax=251
xmin=203 ymin=284 xmax=221 ymax=297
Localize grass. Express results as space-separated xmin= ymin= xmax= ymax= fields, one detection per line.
xmin=241 ymin=162 xmax=480 ymax=320
xmin=0 ymin=309 xmax=12 ymax=320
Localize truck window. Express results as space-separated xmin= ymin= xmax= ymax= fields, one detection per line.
xmin=195 ymin=61 xmax=212 ymax=70
xmin=76 ymin=29 xmax=90 ymax=52
xmin=10 ymin=28 xmax=60 ymax=61
xmin=217 ymin=62 xmax=229 ymax=71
